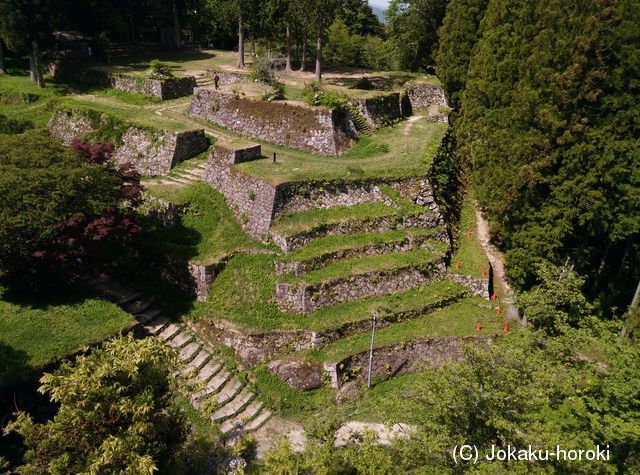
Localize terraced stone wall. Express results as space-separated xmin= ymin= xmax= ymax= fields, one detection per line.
xmin=446 ymin=273 xmax=490 ymax=299
xmin=326 ymin=335 xmax=494 ymax=388
xmin=272 ymin=176 xmax=440 ymax=220
xmin=275 ymin=259 xmax=445 ymax=313
xmin=203 ymin=145 xmax=276 ymax=237
xmin=347 ymin=92 xmax=405 ymax=128
xmin=48 ymin=109 xmax=209 ymax=176
xmin=110 ymin=74 xmax=197 ymax=100
xmin=187 ymin=88 xmax=358 ymax=155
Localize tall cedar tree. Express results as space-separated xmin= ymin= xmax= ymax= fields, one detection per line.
xmin=453 ymin=0 xmax=639 ymax=309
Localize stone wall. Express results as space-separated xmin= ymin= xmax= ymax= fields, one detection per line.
xmin=48 ymin=109 xmax=209 ymax=176
xmin=275 ymin=230 xmax=447 ymax=276
xmin=188 ymin=256 xmax=231 ymax=302
xmin=110 ymin=74 xmax=197 ymax=100
xmin=326 ymin=335 xmax=494 ymax=388
xmin=203 ymin=145 xmax=276 ymax=237
xmin=275 ymin=259 xmax=445 ymax=313
xmin=187 ymin=88 xmax=358 ymax=155
xmin=347 ymin=93 xmax=404 ymax=128
xmin=446 ymin=273 xmax=490 ymax=299
xmin=272 ymin=212 xmax=443 ymax=254
xmin=405 ymin=82 xmax=448 ymax=110
xmin=207 ymin=70 xmax=246 ymax=85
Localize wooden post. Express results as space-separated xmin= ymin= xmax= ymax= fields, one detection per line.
xmin=367 ymin=314 xmax=377 ymax=389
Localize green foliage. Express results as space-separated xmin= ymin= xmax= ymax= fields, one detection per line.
xmin=325 ymin=18 xmax=363 ymax=67
xmin=0 ymin=131 xmax=133 ymax=289
xmin=361 ymin=36 xmax=397 ymax=71
xmin=427 ymin=127 xmax=464 ymax=225
xmin=250 ymin=53 xmax=279 ymax=85
xmin=0 ymin=113 xmax=33 ymax=134
xmin=435 ymin=0 xmax=488 ymax=106
xmin=444 ymin=0 xmax=640 ymax=310
xmin=262 ymin=81 xmax=286 ymax=101
xmin=301 ymin=81 xmax=346 ymax=110
xmin=148 ymin=60 xmax=174 ymax=79
xmin=519 ymin=262 xmax=594 ymax=333
xmin=385 ymin=0 xmax=448 ymax=72
xmin=6 ymin=336 xmax=189 ymax=474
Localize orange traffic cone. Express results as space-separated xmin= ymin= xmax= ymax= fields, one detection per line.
xmin=491 ymin=291 xmax=497 ymax=301
xmin=482 ymin=267 xmax=487 ymax=278
xmin=454 ymin=261 xmax=461 ymax=269
xmin=476 ymin=322 xmax=481 ymax=332
xmin=496 ymin=306 xmax=502 ymax=317
xmin=503 ymin=322 xmax=509 ymax=333
xmin=467 ymin=228 xmax=472 ymax=237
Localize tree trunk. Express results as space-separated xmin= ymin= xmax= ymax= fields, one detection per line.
xmin=250 ymin=33 xmax=256 ymax=57
xmin=285 ymin=22 xmax=293 ymax=73
xmin=299 ymin=38 xmax=307 ymax=72
xmin=32 ymin=41 xmax=44 ymax=89
xmin=29 ymin=55 xmax=36 ymax=82
xmin=237 ymin=14 xmax=245 ymax=69
xmin=0 ymin=40 xmax=6 ymax=75
xmin=173 ymin=1 xmax=181 ymax=48
xmin=315 ymin=30 xmax=323 ymax=82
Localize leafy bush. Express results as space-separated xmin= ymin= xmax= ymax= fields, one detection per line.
xmin=149 ymin=60 xmax=174 ymax=79
xmin=0 ymin=114 xmax=33 ymax=134
xmin=262 ymin=81 xmax=286 ymax=101
xmin=250 ymin=53 xmax=277 ymax=85
xmin=302 ymin=81 xmax=346 ymax=110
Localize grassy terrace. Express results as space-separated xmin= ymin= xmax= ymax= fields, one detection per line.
xmin=279 ymin=249 xmax=439 ymax=285
xmin=272 ymin=203 xmax=399 ymax=235
xmin=449 ymin=193 xmax=488 ymax=278
xmin=0 ymin=289 xmax=134 ymax=387
xmin=142 ymin=183 xmax=268 ymax=264
xmin=237 ymin=118 xmax=447 ymax=185
xmin=284 ymin=228 xmax=447 ymax=262
xmin=190 ymin=250 xmax=482 ymax=333
xmin=306 ymin=297 xmax=499 ymax=362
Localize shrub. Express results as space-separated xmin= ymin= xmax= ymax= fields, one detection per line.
xmin=149 ymin=60 xmax=174 ymax=79
xmin=0 ymin=114 xmax=34 ymax=134
xmin=250 ymin=53 xmax=277 ymax=85
xmin=262 ymin=81 xmax=286 ymax=101
xmin=301 ymin=81 xmax=346 ymax=110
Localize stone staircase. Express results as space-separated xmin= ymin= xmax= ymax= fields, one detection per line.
xmin=347 ymin=104 xmax=373 ymax=136
xmin=156 ymin=162 xmax=207 ymax=186
xmin=86 ymin=275 xmax=272 ymax=438
xmin=195 ymin=75 xmax=214 ymax=88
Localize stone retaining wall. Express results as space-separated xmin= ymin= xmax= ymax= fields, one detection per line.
xmin=203 ymin=145 xmax=276 ymax=237
xmin=207 ymin=70 xmax=246 ymax=85
xmin=188 ymin=256 xmax=232 ymax=302
xmin=187 ymin=88 xmax=358 ymax=155
xmin=48 ymin=109 xmax=209 ymax=176
xmin=275 ymin=259 xmax=445 ymax=313
xmin=110 ymin=74 xmax=197 ymax=100
xmin=272 ymin=212 xmax=443 ymax=254
xmin=326 ymin=335 xmax=494 ymax=388
xmin=347 ymin=93 xmax=404 ymax=128
xmin=406 ymin=82 xmax=448 ymax=110
xmin=446 ymin=273 xmax=490 ymax=299
xmin=275 ymin=230 xmax=448 ymax=276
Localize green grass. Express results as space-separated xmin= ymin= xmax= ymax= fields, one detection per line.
xmin=192 ymin=252 xmax=474 ymax=333
xmin=237 ymin=118 xmax=447 ymax=185
xmin=449 ymin=194 xmax=489 ymax=278
xmin=0 ymin=289 xmax=134 ymax=386
xmin=252 ymin=365 xmax=334 ymax=420
xmin=285 ymin=228 xmax=445 ymax=262
xmin=281 ymin=249 xmax=438 ymax=285
xmin=142 ymin=182 xmax=268 ymax=264
xmin=307 ymin=297 xmax=501 ymax=362
xmin=272 ymin=203 xmax=399 ymax=235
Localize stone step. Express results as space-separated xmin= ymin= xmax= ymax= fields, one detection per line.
xmin=143 ymin=315 xmax=170 ymax=335
xmin=244 ymin=410 xmax=272 ymax=432
xmin=194 ymin=369 xmax=231 ymax=400
xmin=220 ymin=400 xmax=264 ymax=434
xmin=212 ymin=388 xmax=254 ymax=423
xmin=159 ymin=323 xmax=181 ymax=341
xmin=168 ymin=331 xmax=193 ymax=349
xmin=135 ymin=308 xmax=162 ymax=324
xmin=215 ymin=378 xmax=243 ymax=406
xmin=175 ymin=168 xmax=205 ymax=179
xmin=124 ymin=297 xmax=153 ymax=315
xmin=186 ymin=350 xmax=211 ymax=373
xmin=197 ymin=360 xmax=223 ymax=383
xmin=117 ymin=291 xmax=144 ymax=307
xmin=179 ymin=342 xmax=201 ymax=362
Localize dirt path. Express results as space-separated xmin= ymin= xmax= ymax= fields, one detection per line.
xmin=474 ymin=202 xmax=512 ymax=299
xmin=403 ymin=114 xmax=424 ymax=136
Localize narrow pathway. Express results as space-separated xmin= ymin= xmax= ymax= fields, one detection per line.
xmin=474 ymin=202 xmax=512 ymax=299
xmin=402 ymin=114 xmax=425 ymax=136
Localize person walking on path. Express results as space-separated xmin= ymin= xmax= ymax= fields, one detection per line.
xmin=213 ymin=72 xmax=220 ymax=90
